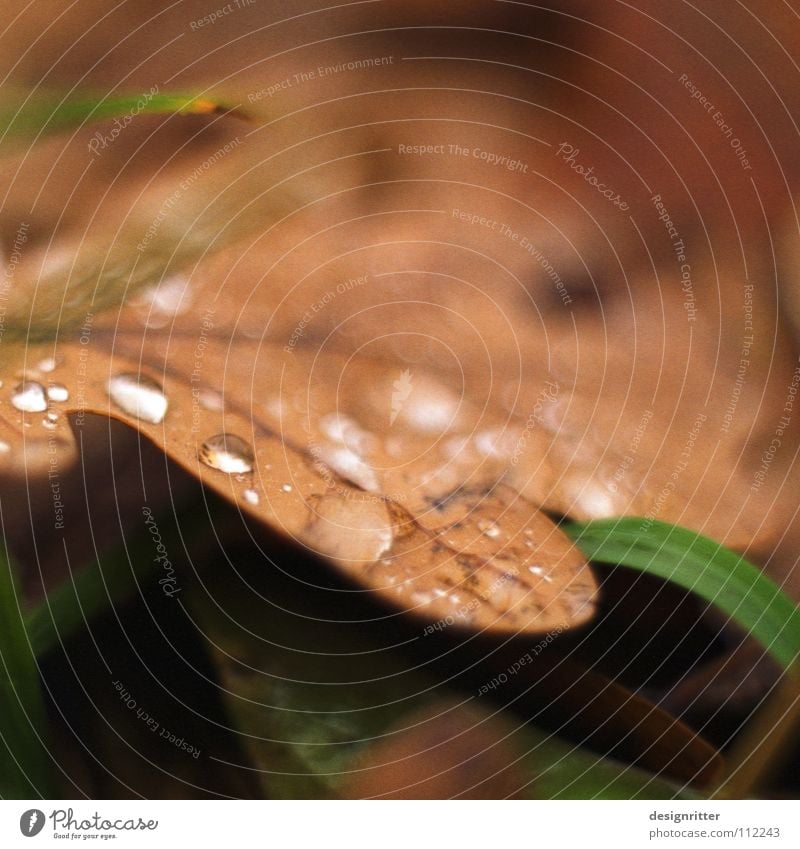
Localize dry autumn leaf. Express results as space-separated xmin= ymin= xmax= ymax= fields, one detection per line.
xmin=3 ymin=0 xmax=800 ymax=805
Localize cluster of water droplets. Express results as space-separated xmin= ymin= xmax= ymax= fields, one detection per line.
xmin=6 ymin=358 xmax=73 ymax=439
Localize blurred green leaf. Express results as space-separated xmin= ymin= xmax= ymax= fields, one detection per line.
xmin=563 ymin=518 xmax=800 ymax=670
xmin=1 ymin=91 xmax=242 ymax=145
xmin=0 ymin=542 xmax=55 ymax=797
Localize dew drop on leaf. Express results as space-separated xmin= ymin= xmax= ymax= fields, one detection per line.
xmin=106 ymin=373 xmax=168 ymax=424
xmin=198 ymin=433 xmax=255 ymax=474
xmin=11 ymin=381 xmax=48 ymax=413
xmin=315 ymin=444 xmax=380 ymax=492
xmin=46 ymin=382 xmax=70 ymax=402
xmin=199 ymin=388 xmax=223 ymax=411
xmin=477 ymin=520 xmax=502 ymax=538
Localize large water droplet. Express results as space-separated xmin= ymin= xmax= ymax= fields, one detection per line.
xmin=11 ymin=381 xmax=48 ymax=413
xmin=199 ymin=433 xmax=254 ymax=474
xmin=47 ymin=383 xmax=69 ymax=403
xmin=303 ymin=494 xmax=393 ymax=564
xmin=106 ymin=373 xmax=168 ymax=424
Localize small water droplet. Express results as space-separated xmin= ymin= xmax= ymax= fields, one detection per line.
xmin=106 ymin=373 xmax=168 ymax=424
xmin=410 ymin=591 xmax=434 ymax=606
xmin=243 ymin=488 xmax=260 ymax=505
xmin=528 ymin=564 xmax=554 ymax=583
xmin=477 ymin=520 xmax=501 ymax=538
xmin=199 ymin=388 xmax=223 ymax=411
xmin=265 ymin=397 xmax=284 ymax=418
xmin=315 ymin=444 xmax=380 ymax=492
xmin=198 ymin=433 xmax=255 ymax=474
xmin=47 ymin=383 xmax=69 ymax=403
xmin=318 ymin=412 xmax=375 ymax=454
xmin=37 ymin=357 xmax=57 ymax=373
xmin=0 ymin=440 xmax=10 ymax=453
xmin=474 ymin=427 xmax=520 ymax=460
xmin=11 ymin=381 xmax=48 ymax=413
xmin=318 ymin=412 xmax=356 ymax=443
xmin=281 ymin=483 xmax=293 ymax=493
xmin=133 ymin=274 xmax=192 ymax=327
xmin=392 ymin=376 xmax=460 ymax=434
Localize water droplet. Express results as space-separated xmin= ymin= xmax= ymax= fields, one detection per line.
xmin=243 ymin=488 xmax=260 ymax=505
xmin=410 ymin=591 xmax=434 ymax=606
xmin=393 ymin=376 xmax=461 ymax=434
xmin=199 ymin=388 xmax=223 ymax=411
xmin=319 ymin=412 xmax=357 ymax=443
xmin=303 ymin=493 xmax=393 ymax=563
xmin=47 ymin=383 xmax=69 ymax=403
xmin=528 ymin=564 xmax=554 ymax=583
xmin=11 ymin=381 xmax=48 ymax=413
xmin=315 ymin=444 xmax=380 ymax=492
xmin=133 ymin=274 xmax=192 ymax=327
xmin=281 ymin=483 xmax=293 ymax=493
xmin=0 ymin=440 xmax=10 ymax=453
xmin=46 ymin=411 xmax=59 ymax=423
xmin=198 ymin=433 xmax=254 ymax=474
xmin=265 ymin=397 xmax=284 ymax=419
xmin=474 ymin=427 xmax=520 ymax=460
xmin=106 ymin=373 xmax=168 ymax=424
xmin=477 ymin=520 xmax=501 ymax=538
xmin=577 ymin=482 xmax=617 ymax=516
xmin=42 ymin=417 xmax=57 ymax=430
xmin=37 ymin=357 xmax=57 ymax=373
xmin=318 ymin=412 xmax=375 ymax=454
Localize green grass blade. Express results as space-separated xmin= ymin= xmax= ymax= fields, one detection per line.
xmin=25 ymin=538 xmax=157 ymax=660
xmin=1 ymin=91 xmax=242 ymax=145
xmin=0 ymin=542 xmax=55 ymax=797
xmin=563 ymin=518 xmax=800 ymax=671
